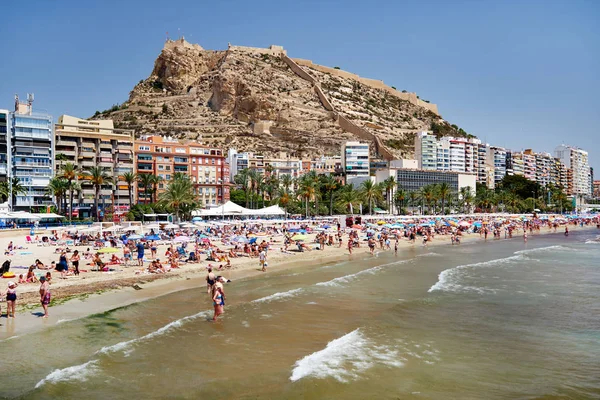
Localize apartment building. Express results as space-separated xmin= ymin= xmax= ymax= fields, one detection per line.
xmin=10 ymin=95 xmax=54 ymax=210
xmin=342 ymin=141 xmax=370 ymax=185
xmin=54 ymin=115 xmax=135 ymax=217
xmin=135 ymin=135 xmax=229 ymax=206
xmin=310 ymin=155 xmax=343 ymax=175
xmin=554 ymin=145 xmax=591 ymax=196
xmin=0 ymin=109 xmax=8 ymax=182
xmin=414 ymin=132 xmax=437 ymax=170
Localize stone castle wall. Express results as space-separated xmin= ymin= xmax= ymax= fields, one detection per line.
xmin=292 ymin=58 xmax=439 ymax=115
xmin=228 ymin=44 xmax=287 ymax=56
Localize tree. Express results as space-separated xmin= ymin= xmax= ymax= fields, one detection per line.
xmin=137 ymin=173 xmax=154 ymax=204
xmin=233 ymin=169 xmax=251 ymax=208
xmin=47 ymin=177 xmax=68 ymax=214
xmin=149 ymin=175 xmax=163 ymax=203
xmin=158 ymin=174 xmax=197 ymax=221
xmin=394 ymin=189 xmax=407 ymax=214
xmin=59 ymin=162 xmax=78 ymax=222
xmin=8 ymin=177 xmax=27 ymax=209
xmin=122 ymin=172 xmax=137 ymax=206
xmin=297 ymin=175 xmax=317 ymax=217
xmin=459 ymin=187 xmax=475 ymax=213
xmin=321 ymin=175 xmax=338 ymax=216
xmin=337 ymin=184 xmax=359 ymax=215
xmin=437 ymin=182 xmax=451 ymax=215
xmin=83 ymin=167 xmax=113 ymax=222
xmin=418 ymin=184 xmax=437 ymax=215
xmin=280 ymin=174 xmax=293 ymax=194
xmin=275 ymin=188 xmax=291 ymax=214
xmin=360 ymin=180 xmax=382 ymax=215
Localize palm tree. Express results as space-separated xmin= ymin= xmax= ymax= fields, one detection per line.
xmin=437 ymin=182 xmax=451 ymax=215
xmin=149 ymin=175 xmax=163 ymax=204
xmin=419 ymin=185 xmax=436 ymax=215
xmin=321 ymin=175 xmax=338 ymax=215
xmin=336 ymin=184 xmax=359 ymax=215
xmin=280 ymin=174 xmax=293 ymax=194
xmin=159 ymin=174 xmax=196 ymax=221
xmin=84 ymin=166 xmax=113 ymax=221
xmin=122 ymin=172 xmax=137 ymax=206
xmin=275 ymin=188 xmax=291 ymax=214
xmin=305 ymin=171 xmax=321 ymax=214
xmin=360 ymin=180 xmax=382 ymax=215
xmin=8 ymin=177 xmax=28 ymax=209
xmin=248 ymin=170 xmax=261 ymax=209
xmin=459 ymin=187 xmax=474 ymax=213
xmin=47 ymin=177 xmax=68 ymax=214
xmin=0 ymin=181 xmax=9 ymax=203
xmin=59 ymin=162 xmax=78 ymax=223
xmin=137 ymin=173 xmax=154 ymax=204
xmin=408 ymin=191 xmax=419 ymax=213
xmin=383 ymin=176 xmax=396 ymax=214
xmin=394 ymin=189 xmax=407 ymax=214
xmin=233 ymin=169 xmax=251 ymax=208
xmin=297 ymin=175 xmax=317 ymax=217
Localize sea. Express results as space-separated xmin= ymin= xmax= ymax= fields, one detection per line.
xmin=2 ymin=229 xmax=599 ymax=399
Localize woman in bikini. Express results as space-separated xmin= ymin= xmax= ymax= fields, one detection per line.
xmin=70 ymin=250 xmax=80 ymax=276
xmin=212 ymin=284 xmax=225 ymax=321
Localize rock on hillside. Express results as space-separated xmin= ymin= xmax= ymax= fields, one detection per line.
xmin=93 ymin=38 xmax=471 ymax=159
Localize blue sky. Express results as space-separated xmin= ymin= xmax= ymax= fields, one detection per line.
xmin=1 ymin=0 xmax=598 ymax=172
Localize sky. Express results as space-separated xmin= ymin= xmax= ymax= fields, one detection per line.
xmin=1 ymin=0 xmax=598 ymax=172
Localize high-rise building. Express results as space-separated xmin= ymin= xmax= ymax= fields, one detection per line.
xmin=487 ymin=146 xmax=507 ymax=185
xmin=135 ymin=135 xmax=229 ymax=206
xmin=10 ymin=95 xmax=54 ymax=211
xmin=54 ymin=115 xmax=135 ymax=218
xmin=554 ymin=145 xmax=591 ymax=196
xmin=342 ymin=141 xmax=370 ymax=185
xmin=414 ymin=132 xmax=437 ymax=170
xmin=0 ymin=109 xmax=9 ymax=183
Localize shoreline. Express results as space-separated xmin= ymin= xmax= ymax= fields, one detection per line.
xmin=1 ymin=224 xmax=596 ymax=340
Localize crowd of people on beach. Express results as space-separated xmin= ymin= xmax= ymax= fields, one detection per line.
xmin=1 ymin=214 xmax=598 ymax=320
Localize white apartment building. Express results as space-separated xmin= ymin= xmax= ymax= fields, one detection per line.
xmin=342 ymin=141 xmax=370 ymax=185
xmin=555 ymin=145 xmax=591 ymax=196
xmin=486 ymin=146 xmax=507 ymax=185
xmin=414 ymin=132 xmax=437 ymax=170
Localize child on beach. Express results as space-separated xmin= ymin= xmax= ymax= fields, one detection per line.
xmin=4 ymin=281 xmax=18 ymax=318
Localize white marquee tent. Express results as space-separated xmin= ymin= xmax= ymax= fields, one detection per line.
xmin=192 ymin=202 xmax=286 ymax=217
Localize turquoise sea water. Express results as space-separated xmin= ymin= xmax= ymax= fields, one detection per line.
xmin=2 ymin=230 xmax=599 ymax=399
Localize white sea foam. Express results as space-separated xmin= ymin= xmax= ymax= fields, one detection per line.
xmin=315 ymin=260 xmax=408 ymax=287
xmin=428 ymin=255 xmax=525 ymax=293
xmin=418 ymin=252 xmax=441 ymax=258
xmin=35 ymin=360 xmax=99 ymax=388
xmin=585 ymin=239 xmax=600 ymax=244
xmin=97 ymin=310 xmax=210 ymax=356
xmin=0 ymin=335 xmax=20 ymax=343
xmin=514 ymin=245 xmax=570 ymax=255
xmin=251 ymin=288 xmax=304 ymax=303
xmin=289 ymin=329 xmax=402 ymax=382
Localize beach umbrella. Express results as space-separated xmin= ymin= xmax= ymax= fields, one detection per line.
xmin=233 ymin=236 xmax=249 ymax=243
xmin=127 ymin=234 xmax=143 ymax=240
xmin=291 ymin=234 xmax=308 ymax=241
xmin=173 ymin=236 xmax=191 ymax=243
xmin=472 ymin=222 xmax=482 ymax=227
xmin=459 ymin=221 xmax=471 ymax=227
xmin=322 ymin=224 xmax=331 ymax=229
xmin=98 ymin=247 xmax=120 ymax=253
xmin=145 ymin=234 xmax=161 ymax=241
xmin=377 ymin=220 xmax=386 ymax=225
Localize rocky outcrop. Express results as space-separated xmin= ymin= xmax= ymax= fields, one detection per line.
xmin=93 ymin=39 xmax=469 ymax=159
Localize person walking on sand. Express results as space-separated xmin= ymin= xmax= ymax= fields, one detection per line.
xmin=39 ymin=276 xmax=50 ymax=318
xmin=4 ymin=281 xmax=18 ymax=318
xmin=259 ymin=249 xmax=267 ymax=272
xmin=136 ymin=241 xmax=145 ymax=267
xmin=394 ymin=239 xmax=399 ymax=256
xmin=70 ymin=250 xmax=80 ymax=276
xmin=347 ymin=237 xmax=353 ymax=254
xmin=523 ymin=231 xmax=528 ymax=243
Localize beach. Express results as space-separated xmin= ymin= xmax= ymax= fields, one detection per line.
xmin=1 ymin=225 xmax=599 ymax=399
xmin=0 ymin=218 xmax=596 ymax=340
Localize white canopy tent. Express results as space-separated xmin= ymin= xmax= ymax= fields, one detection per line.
xmin=192 ymin=201 xmax=286 ymax=217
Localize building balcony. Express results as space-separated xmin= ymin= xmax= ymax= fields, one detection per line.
xmin=99 ymin=162 xmax=114 ymax=168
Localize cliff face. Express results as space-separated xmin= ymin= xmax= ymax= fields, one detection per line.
xmin=94 ymin=38 xmax=469 ymax=159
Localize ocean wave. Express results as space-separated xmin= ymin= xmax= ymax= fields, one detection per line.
xmin=513 ymin=245 xmax=570 ymax=255
xmin=35 ymin=360 xmax=99 ymax=389
xmin=252 ymin=288 xmax=304 ymax=303
xmin=315 ymin=260 xmax=409 ymax=287
xmin=98 ymin=310 xmax=210 ymax=356
xmin=428 ymin=255 xmax=525 ymax=294
xmin=418 ymin=252 xmax=441 ymax=258
xmin=585 ymin=239 xmax=600 ymax=244
xmin=289 ymin=329 xmax=402 ymax=382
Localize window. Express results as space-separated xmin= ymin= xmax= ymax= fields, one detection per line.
xmin=192 ymin=166 xmax=196 ymax=171
xmin=176 ymin=147 xmax=186 ymax=153
xmin=211 ymin=159 xmax=215 ymax=165
xmin=158 ymin=165 xmax=164 ymax=170
xmin=166 ymin=174 xmax=171 ymax=180
xmin=139 ymin=145 xmax=150 ymax=151
xmin=165 ymin=166 xmax=171 ymax=171
xmin=157 ymin=156 xmax=163 ymax=161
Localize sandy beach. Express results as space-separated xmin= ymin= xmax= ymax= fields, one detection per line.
xmin=0 ymin=222 xmax=596 ymax=340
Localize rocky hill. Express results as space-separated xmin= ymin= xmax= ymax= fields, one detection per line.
xmin=93 ymin=38 xmax=472 ymax=160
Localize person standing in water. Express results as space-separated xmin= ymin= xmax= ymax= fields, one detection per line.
xmin=4 ymin=281 xmax=18 ymax=318
xmin=39 ymin=276 xmax=50 ymax=318
xmin=206 ymin=267 xmax=215 ymax=294
xmin=212 ymin=278 xmax=226 ymax=321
